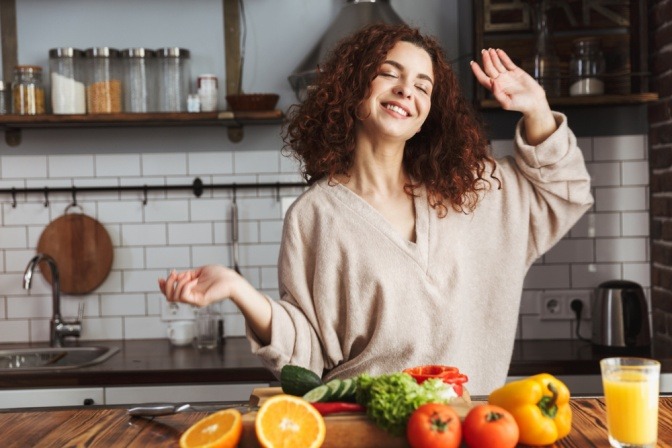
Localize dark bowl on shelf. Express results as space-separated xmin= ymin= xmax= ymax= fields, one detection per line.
xmin=226 ymin=93 xmax=279 ymax=111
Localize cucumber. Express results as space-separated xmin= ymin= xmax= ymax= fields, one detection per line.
xmin=337 ymin=378 xmax=357 ymax=400
xmin=302 ymin=384 xmax=331 ymax=403
xmin=325 ymin=379 xmax=344 ymax=398
xmin=280 ymin=364 xmax=323 ymax=397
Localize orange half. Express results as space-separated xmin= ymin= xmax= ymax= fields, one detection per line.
xmin=255 ymin=394 xmax=326 ymax=448
xmin=179 ymin=408 xmax=243 ymax=448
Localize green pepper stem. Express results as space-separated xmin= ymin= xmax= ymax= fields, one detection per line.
xmin=538 ymin=382 xmax=559 ymax=418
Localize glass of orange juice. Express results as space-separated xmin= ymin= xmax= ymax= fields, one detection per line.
xmin=600 ymin=357 xmax=660 ymax=448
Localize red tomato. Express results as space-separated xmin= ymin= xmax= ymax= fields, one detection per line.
xmin=462 ymin=404 xmax=519 ymax=448
xmin=406 ymin=403 xmax=462 ymax=448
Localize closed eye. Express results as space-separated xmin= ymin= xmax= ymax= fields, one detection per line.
xmin=380 ymin=72 xmax=398 ymax=78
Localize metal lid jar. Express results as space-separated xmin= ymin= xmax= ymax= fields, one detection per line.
xmin=121 ymin=48 xmax=156 ymax=113
xmin=84 ymin=47 xmax=122 ymax=114
xmin=156 ymin=47 xmax=191 ymax=112
xmin=569 ymin=38 xmax=606 ymax=96
xmin=12 ymin=65 xmax=45 ymax=115
xmin=49 ymin=47 xmax=86 ymax=114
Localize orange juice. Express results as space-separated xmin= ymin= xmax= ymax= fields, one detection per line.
xmin=603 ymin=370 xmax=659 ymax=445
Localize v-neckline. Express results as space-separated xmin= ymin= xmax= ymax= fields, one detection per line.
xmin=319 ymin=179 xmax=430 ymax=270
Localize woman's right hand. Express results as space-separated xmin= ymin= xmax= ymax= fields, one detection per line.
xmin=158 ymin=265 xmax=242 ymax=307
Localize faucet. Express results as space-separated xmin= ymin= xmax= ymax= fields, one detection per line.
xmin=23 ymin=253 xmax=82 ymax=347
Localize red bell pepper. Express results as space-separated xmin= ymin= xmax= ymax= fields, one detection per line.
xmin=310 ymin=402 xmax=366 ymax=416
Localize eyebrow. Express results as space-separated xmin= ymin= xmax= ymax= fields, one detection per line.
xmin=383 ymin=60 xmax=434 ymax=85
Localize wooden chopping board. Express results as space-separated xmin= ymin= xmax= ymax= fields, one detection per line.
xmin=238 ymin=387 xmax=477 ymax=448
xmin=37 ymin=211 xmax=113 ymax=294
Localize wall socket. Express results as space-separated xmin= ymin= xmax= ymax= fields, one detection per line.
xmin=541 ymin=290 xmax=592 ymax=321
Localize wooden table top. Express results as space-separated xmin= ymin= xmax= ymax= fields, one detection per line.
xmin=0 ymin=396 xmax=670 ymax=447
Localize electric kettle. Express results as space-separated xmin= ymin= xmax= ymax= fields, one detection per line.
xmin=592 ymin=280 xmax=651 ymax=348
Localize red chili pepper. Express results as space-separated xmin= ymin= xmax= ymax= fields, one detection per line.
xmin=310 ymin=402 xmax=366 ymax=416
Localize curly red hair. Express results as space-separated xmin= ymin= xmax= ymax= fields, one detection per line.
xmin=282 ymin=23 xmax=496 ymax=216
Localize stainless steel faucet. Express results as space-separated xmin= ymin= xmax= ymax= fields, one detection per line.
xmin=23 ymin=253 xmax=82 ymax=347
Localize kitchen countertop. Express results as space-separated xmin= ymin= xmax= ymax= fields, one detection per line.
xmin=1 ymin=396 xmax=671 ymax=447
xmin=1 ymin=337 xmax=671 ymax=389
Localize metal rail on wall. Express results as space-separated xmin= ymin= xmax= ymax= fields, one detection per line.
xmin=1 ymin=178 xmax=307 ymax=208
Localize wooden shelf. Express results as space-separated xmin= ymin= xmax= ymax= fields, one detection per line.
xmin=0 ymin=110 xmax=284 ymax=129
xmin=479 ymin=92 xmax=659 ymax=109
xmin=0 ymin=110 xmax=284 ymax=146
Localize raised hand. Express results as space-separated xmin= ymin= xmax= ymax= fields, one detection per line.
xmin=471 ymin=48 xmax=556 ymax=145
xmin=159 ymin=265 xmax=240 ymax=307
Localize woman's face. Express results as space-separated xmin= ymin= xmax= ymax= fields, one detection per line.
xmin=357 ymin=41 xmax=434 ymax=143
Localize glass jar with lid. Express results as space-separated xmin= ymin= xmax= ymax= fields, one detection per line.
xmin=49 ymin=47 xmax=86 ymax=114
xmin=156 ymin=47 xmax=191 ymax=112
xmin=84 ymin=47 xmax=122 ymax=113
xmin=12 ymin=65 xmax=46 ymax=115
xmin=569 ymin=38 xmax=606 ymax=96
xmin=121 ymin=48 xmax=157 ymax=113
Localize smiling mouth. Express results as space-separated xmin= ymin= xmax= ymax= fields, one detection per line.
xmin=383 ymin=103 xmax=410 ymax=117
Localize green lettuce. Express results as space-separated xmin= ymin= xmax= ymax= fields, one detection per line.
xmin=355 ymin=372 xmax=457 ymax=436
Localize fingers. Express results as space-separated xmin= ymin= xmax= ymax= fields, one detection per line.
xmin=470 ymin=60 xmax=493 ymax=90
xmin=495 ymin=49 xmax=517 ymax=71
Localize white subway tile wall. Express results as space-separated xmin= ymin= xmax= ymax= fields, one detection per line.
xmin=0 ymin=135 xmax=650 ymax=343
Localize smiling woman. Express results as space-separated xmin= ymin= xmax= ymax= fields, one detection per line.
xmin=159 ymin=23 xmax=593 ymax=396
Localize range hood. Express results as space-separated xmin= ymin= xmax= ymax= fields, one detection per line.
xmin=288 ymin=0 xmax=404 ymax=101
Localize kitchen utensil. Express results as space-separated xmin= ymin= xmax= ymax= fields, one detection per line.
xmin=127 ymin=402 xmax=250 ymax=417
xmin=231 ymin=188 xmax=241 ymax=275
xmin=36 ymin=204 xmax=113 ymax=294
xmin=592 ymin=280 xmax=651 ymax=348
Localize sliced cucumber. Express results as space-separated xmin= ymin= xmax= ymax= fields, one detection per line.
xmin=325 ymin=379 xmax=344 ymax=399
xmin=302 ymin=384 xmax=331 ymax=403
xmin=337 ymin=378 xmax=357 ymax=399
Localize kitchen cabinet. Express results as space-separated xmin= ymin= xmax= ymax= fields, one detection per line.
xmin=473 ymin=0 xmax=658 ymax=108
xmin=0 ymin=387 xmax=103 ymax=409
xmin=0 ymin=0 xmax=276 ymax=146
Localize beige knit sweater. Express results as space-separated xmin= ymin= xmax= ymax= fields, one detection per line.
xmin=248 ymin=113 xmax=594 ymax=395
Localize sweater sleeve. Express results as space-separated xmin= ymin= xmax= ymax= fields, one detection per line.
xmin=512 ymin=112 xmax=594 ymax=263
xmin=245 ymin=199 xmax=334 ymax=380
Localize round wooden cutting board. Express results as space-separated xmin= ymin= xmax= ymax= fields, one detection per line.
xmin=37 ymin=212 xmax=113 ymax=294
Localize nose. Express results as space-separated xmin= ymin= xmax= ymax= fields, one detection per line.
xmin=394 ymin=81 xmax=413 ymax=99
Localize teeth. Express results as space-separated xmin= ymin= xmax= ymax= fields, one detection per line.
xmin=386 ymin=104 xmax=408 ymax=116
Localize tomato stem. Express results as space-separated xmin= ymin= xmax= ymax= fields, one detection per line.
xmin=430 ymin=411 xmax=453 ymax=433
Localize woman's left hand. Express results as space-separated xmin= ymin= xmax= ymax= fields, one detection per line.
xmin=471 ymin=48 xmax=556 ymax=145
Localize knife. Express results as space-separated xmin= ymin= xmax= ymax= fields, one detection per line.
xmin=127 ymin=402 xmax=252 ymax=417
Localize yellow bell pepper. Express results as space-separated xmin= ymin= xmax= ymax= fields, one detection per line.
xmin=488 ymin=373 xmax=571 ymax=446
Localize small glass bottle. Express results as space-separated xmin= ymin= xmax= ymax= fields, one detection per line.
xmin=0 ymin=81 xmax=9 ymax=114
xmin=12 ymin=65 xmax=46 ymax=115
xmin=84 ymin=47 xmax=122 ymax=114
xmin=569 ymin=38 xmax=606 ymax=96
xmin=121 ymin=48 xmax=157 ymax=113
xmin=156 ymin=47 xmax=191 ymax=112
xmin=49 ymin=47 xmax=86 ymax=114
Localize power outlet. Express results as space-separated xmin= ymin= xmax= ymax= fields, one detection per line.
xmin=541 ymin=290 xmax=592 ymax=321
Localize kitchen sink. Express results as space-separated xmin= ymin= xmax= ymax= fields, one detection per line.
xmin=0 ymin=346 xmax=119 ymax=371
